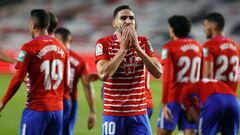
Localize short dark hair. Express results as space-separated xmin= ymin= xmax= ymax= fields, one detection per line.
xmin=48 ymin=11 xmax=58 ymax=34
xmin=113 ymin=5 xmax=132 ymax=18
xmin=31 ymin=9 xmax=50 ymax=29
xmin=54 ymin=27 xmax=71 ymax=43
xmin=168 ymin=15 xmax=191 ymax=38
xmin=204 ymin=12 xmax=225 ymax=31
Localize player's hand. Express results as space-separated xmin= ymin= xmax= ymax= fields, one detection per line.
xmin=88 ymin=112 xmax=96 ymax=130
xmin=163 ymin=105 xmax=173 ymax=123
xmin=0 ymin=102 xmax=5 ymax=112
xmin=120 ymin=25 xmax=131 ymax=50
xmin=128 ymin=25 xmax=139 ymax=50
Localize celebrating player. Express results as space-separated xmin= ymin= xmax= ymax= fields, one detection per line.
xmin=0 ymin=9 xmax=70 ymax=135
xmin=55 ymin=27 xmax=96 ymax=135
xmin=95 ymin=5 xmax=162 ymax=135
xmin=179 ymin=79 xmax=239 ymax=135
xmin=202 ymin=12 xmax=240 ymax=92
xmin=158 ymin=15 xmax=202 ymax=135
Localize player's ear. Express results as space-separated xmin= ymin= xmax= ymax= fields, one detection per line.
xmin=112 ymin=18 xmax=117 ymax=29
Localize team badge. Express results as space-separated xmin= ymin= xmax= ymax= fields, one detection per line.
xmin=203 ymin=48 xmax=208 ymax=57
xmin=161 ymin=49 xmax=168 ymax=59
xmin=96 ymin=43 xmax=103 ymax=56
xmin=18 ymin=50 xmax=26 ymax=62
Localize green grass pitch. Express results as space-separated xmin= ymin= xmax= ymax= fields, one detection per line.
xmin=0 ymin=74 xmax=239 ymax=135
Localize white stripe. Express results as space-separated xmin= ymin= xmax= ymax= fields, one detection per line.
xmin=22 ymin=123 xmax=26 ymax=135
xmin=115 ymin=69 xmax=144 ymax=74
xmin=104 ymin=103 xmax=146 ymax=107
xmin=160 ymin=110 xmax=164 ymax=129
xmin=109 ymin=75 xmax=144 ymax=79
xmin=104 ymin=97 xmax=146 ymax=102
xmin=198 ymin=117 xmax=203 ymax=135
xmin=104 ymin=108 xmax=146 ymax=113
xmin=104 ymin=80 xmax=144 ymax=85
xmin=105 ymin=86 xmax=145 ymax=91
xmin=104 ymin=92 xmax=145 ymax=97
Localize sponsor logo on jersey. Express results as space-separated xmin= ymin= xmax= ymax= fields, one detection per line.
xmin=161 ymin=49 xmax=168 ymax=59
xmin=18 ymin=50 xmax=26 ymax=62
xmin=203 ymin=48 xmax=208 ymax=57
xmin=96 ymin=43 xmax=103 ymax=56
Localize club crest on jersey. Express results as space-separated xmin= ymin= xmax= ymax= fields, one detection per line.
xmin=124 ymin=57 xmax=137 ymax=75
xmin=161 ymin=49 xmax=168 ymax=59
xmin=96 ymin=43 xmax=103 ymax=56
xmin=18 ymin=50 xmax=26 ymax=62
xmin=203 ymin=48 xmax=208 ymax=57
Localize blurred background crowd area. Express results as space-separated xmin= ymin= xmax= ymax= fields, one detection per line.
xmin=0 ymin=0 xmax=240 ymax=73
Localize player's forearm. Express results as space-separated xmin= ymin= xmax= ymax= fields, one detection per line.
xmin=203 ymin=61 xmax=213 ymax=79
xmin=0 ymin=52 xmax=16 ymax=64
xmin=1 ymin=74 xmax=23 ymax=105
xmin=97 ymin=49 xmax=127 ymax=80
xmin=84 ymin=84 xmax=96 ymax=113
xmin=135 ymin=47 xmax=162 ymax=78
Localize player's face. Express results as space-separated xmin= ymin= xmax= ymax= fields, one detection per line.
xmin=168 ymin=25 xmax=174 ymax=40
xmin=203 ymin=19 xmax=213 ymax=39
xmin=113 ymin=9 xmax=136 ymax=33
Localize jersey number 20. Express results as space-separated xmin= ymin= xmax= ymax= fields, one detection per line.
xmin=40 ymin=59 xmax=63 ymax=90
xmin=177 ymin=56 xmax=201 ymax=83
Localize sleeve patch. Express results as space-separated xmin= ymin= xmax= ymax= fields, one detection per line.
xmin=203 ymin=48 xmax=208 ymax=57
xmin=161 ymin=49 xmax=168 ymax=59
xmin=96 ymin=43 xmax=103 ymax=56
xmin=17 ymin=50 xmax=26 ymax=62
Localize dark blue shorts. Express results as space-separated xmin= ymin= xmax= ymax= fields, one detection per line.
xmin=102 ymin=114 xmax=152 ymax=135
xmin=20 ymin=108 xmax=63 ymax=135
xmin=147 ymin=108 xmax=153 ymax=119
xmin=157 ymin=102 xmax=196 ymax=131
xmin=198 ymin=94 xmax=240 ymax=135
xmin=63 ymin=99 xmax=78 ymax=135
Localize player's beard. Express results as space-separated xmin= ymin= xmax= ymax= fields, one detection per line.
xmin=206 ymin=33 xmax=212 ymax=39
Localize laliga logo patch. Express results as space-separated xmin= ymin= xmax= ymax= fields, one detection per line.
xmin=96 ymin=43 xmax=103 ymax=56
xmin=18 ymin=50 xmax=26 ymax=62
xmin=203 ymin=48 xmax=208 ymax=57
xmin=161 ymin=49 xmax=168 ymax=59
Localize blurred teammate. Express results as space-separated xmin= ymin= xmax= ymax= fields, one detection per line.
xmin=95 ymin=5 xmax=162 ymax=135
xmin=202 ymin=12 xmax=240 ymax=92
xmin=55 ymin=27 xmax=96 ymax=135
xmin=145 ymin=70 xmax=153 ymax=119
xmin=0 ymin=9 xmax=70 ymax=135
xmin=179 ymin=79 xmax=239 ymax=135
xmin=158 ymin=15 xmax=202 ymax=135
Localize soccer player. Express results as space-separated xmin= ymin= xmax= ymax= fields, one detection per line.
xmin=0 ymin=9 xmax=70 ymax=135
xmin=179 ymin=79 xmax=239 ymax=135
xmin=202 ymin=12 xmax=240 ymax=92
xmin=157 ymin=15 xmax=202 ymax=135
xmin=95 ymin=5 xmax=162 ymax=135
xmin=54 ymin=27 xmax=96 ymax=135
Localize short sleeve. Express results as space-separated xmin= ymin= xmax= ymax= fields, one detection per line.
xmin=15 ymin=45 xmax=32 ymax=71
xmin=95 ymin=38 xmax=109 ymax=63
xmin=203 ymin=42 xmax=214 ymax=62
xmin=143 ymin=37 xmax=154 ymax=57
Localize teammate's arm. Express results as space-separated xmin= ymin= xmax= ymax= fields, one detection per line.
xmin=81 ymin=74 xmax=96 ymax=130
xmin=203 ymin=61 xmax=214 ymax=79
xmin=0 ymin=51 xmax=16 ymax=63
xmin=0 ymin=69 xmax=27 ymax=112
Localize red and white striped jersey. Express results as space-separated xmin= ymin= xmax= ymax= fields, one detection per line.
xmin=95 ymin=34 xmax=154 ymax=116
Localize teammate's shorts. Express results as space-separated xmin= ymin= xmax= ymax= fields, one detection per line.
xmin=198 ymin=94 xmax=240 ymax=135
xmin=63 ymin=99 xmax=78 ymax=135
xmin=19 ymin=108 xmax=63 ymax=135
xmin=147 ymin=108 xmax=153 ymax=119
xmin=102 ymin=114 xmax=152 ymax=135
xmin=157 ymin=102 xmax=196 ymax=131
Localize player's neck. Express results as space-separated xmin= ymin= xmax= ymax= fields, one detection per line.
xmin=34 ymin=29 xmax=49 ymax=38
xmin=114 ymin=31 xmax=121 ymax=40
xmin=212 ymin=31 xmax=224 ymax=38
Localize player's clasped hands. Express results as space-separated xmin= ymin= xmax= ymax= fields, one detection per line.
xmin=120 ymin=24 xmax=139 ymax=50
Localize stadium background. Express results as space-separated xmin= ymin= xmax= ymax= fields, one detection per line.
xmin=0 ymin=0 xmax=240 ymax=134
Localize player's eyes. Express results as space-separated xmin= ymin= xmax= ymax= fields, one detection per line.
xmin=120 ymin=16 xmax=134 ymax=20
